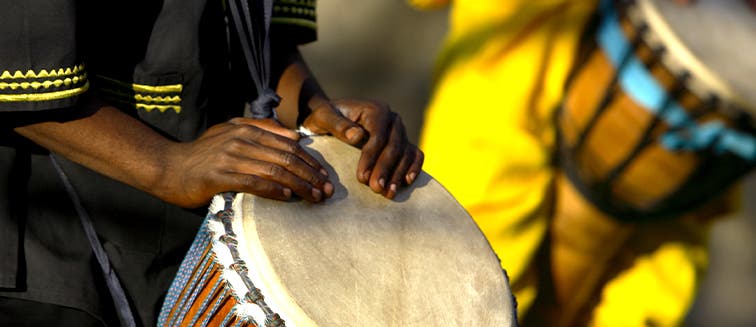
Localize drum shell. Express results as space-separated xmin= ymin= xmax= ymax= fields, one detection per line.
xmin=557 ymin=8 xmax=754 ymax=220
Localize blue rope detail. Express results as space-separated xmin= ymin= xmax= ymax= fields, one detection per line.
xmin=597 ymin=0 xmax=756 ymax=161
xmin=188 ymin=269 xmax=225 ymax=327
xmin=159 ymin=220 xmax=212 ymax=325
xmin=174 ymin=252 xmax=215 ymax=326
xmin=217 ymin=293 xmax=235 ymax=326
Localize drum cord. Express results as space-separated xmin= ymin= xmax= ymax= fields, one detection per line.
xmin=226 ymin=0 xmax=280 ymax=120
xmin=49 ymin=153 xmax=137 ymax=327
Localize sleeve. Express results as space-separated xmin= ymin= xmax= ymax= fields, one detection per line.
xmin=270 ymin=0 xmax=317 ymax=45
xmin=407 ymin=0 xmax=450 ymax=10
xmin=0 ymin=0 xmax=88 ymax=113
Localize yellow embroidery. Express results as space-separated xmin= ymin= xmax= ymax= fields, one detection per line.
xmin=274 ymin=5 xmax=316 ymax=18
xmin=275 ymin=0 xmax=315 ymax=7
xmin=0 ymin=65 xmax=86 ymax=80
xmin=134 ymin=94 xmax=181 ymax=104
xmin=135 ymin=103 xmax=181 ymax=113
xmin=95 ymin=75 xmax=183 ymax=114
xmin=0 ymin=64 xmax=88 ymax=103
xmin=0 ymin=75 xmax=87 ymax=91
xmin=0 ymin=81 xmax=89 ymax=103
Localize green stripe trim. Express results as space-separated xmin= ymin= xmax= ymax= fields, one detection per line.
xmin=271 ymin=17 xmax=317 ymax=29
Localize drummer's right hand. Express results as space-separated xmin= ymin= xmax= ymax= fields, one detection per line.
xmin=157 ymin=117 xmax=333 ymax=208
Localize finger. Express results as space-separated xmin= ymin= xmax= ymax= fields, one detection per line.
xmin=359 ymin=112 xmax=403 ymax=185
xmin=229 ymin=137 xmax=334 ymax=198
xmin=227 ymin=156 xmax=325 ymax=202
xmin=229 ymin=117 xmax=300 ymax=141
xmin=405 ymin=147 xmax=424 ymax=185
xmin=228 ymin=124 xmax=326 ymax=176
xmin=384 ymin=148 xmax=415 ymax=199
xmin=303 ymin=104 xmax=366 ymax=145
xmin=217 ymin=171 xmax=293 ymax=201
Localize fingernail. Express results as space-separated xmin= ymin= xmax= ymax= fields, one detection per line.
xmin=407 ymin=172 xmax=417 ymax=184
xmin=312 ymin=188 xmax=322 ymax=201
xmin=362 ymin=170 xmax=371 ymax=182
xmin=324 ymin=182 xmax=334 ymax=197
xmin=320 ymin=168 xmax=329 ymax=176
xmin=283 ymin=188 xmax=292 ymax=199
xmin=346 ymin=127 xmax=362 ymax=143
xmin=378 ymin=178 xmax=385 ymax=189
xmin=390 ymin=183 xmax=397 ymax=194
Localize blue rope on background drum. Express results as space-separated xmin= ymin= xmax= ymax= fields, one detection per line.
xmin=598 ymin=0 xmax=756 ymax=161
xmin=557 ymin=0 xmax=756 ymax=221
xmin=572 ymin=21 xmax=646 ymax=153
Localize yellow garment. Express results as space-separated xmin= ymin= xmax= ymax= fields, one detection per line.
xmin=411 ymin=0 xmax=714 ymax=325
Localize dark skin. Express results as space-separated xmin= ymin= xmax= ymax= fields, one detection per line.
xmin=14 ymin=45 xmax=423 ymax=208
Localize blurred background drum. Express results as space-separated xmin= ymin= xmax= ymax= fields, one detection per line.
xmin=558 ymin=0 xmax=755 ymax=220
xmin=547 ymin=0 xmax=756 ymax=325
xmin=158 ymin=136 xmax=517 ymax=327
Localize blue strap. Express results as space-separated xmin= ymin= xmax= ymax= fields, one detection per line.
xmin=597 ymin=0 xmax=755 ymax=161
xmin=49 ymin=154 xmax=137 ymax=327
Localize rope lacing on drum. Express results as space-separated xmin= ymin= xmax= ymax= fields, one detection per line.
xmin=215 ymin=192 xmax=285 ymax=327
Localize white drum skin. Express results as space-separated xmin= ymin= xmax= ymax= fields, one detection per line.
xmin=238 ymin=136 xmax=518 ymax=326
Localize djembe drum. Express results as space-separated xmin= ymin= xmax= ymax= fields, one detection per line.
xmin=158 ymin=136 xmax=518 ymax=326
xmin=547 ymin=0 xmax=756 ymax=325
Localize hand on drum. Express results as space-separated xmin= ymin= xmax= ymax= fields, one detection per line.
xmin=158 ymin=117 xmax=333 ymax=208
xmin=301 ymin=99 xmax=424 ymax=199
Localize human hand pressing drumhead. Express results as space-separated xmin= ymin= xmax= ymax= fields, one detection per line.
xmin=300 ymin=99 xmax=424 ymax=200
xmin=157 ymin=117 xmax=334 ymax=208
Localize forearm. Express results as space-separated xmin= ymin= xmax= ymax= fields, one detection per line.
xmin=14 ymin=106 xmax=176 ymax=198
xmin=272 ymin=45 xmax=330 ymax=129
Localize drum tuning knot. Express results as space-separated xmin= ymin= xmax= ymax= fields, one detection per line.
xmin=216 ymin=209 xmax=234 ymax=221
xmin=245 ymin=287 xmax=265 ymax=303
xmin=219 ymin=234 xmax=238 ymax=245
xmin=230 ymin=260 xmax=248 ymax=273
xmin=265 ymin=313 xmax=285 ymax=327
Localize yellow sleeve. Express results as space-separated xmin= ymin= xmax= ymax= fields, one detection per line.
xmin=407 ymin=0 xmax=449 ymax=10
xmin=418 ymin=0 xmax=598 ymax=316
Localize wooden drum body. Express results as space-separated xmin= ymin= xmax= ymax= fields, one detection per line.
xmin=558 ymin=0 xmax=756 ymax=220
xmin=158 ymin=136 xmax=518 ymax=327
xmin=543 ymin=1 xmax=756 ymax=325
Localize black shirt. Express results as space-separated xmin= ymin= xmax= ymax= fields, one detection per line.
xmin=0 ymin=0 xmax=316 ymax=325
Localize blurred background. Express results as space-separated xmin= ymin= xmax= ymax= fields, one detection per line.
xmin=300 ymin=1 xmax=755 ymax=326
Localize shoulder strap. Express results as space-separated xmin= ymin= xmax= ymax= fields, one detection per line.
xmin=50 ymin=154 xmax=137 ymax=327
xmin=227 ymin=0 xmax=280 ymax=119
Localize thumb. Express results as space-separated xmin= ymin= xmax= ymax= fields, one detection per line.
xmin=302 ymin=105 xmax=366 ymax=145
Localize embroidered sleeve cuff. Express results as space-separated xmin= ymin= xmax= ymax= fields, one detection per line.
xmin=0 ymin=64 xmax=89 ymax=112
xmin=271 ymin=0 xmax=317 ymax=44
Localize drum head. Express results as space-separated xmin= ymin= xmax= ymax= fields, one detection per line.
xmin=637 ymin=0 xmax=756 ymax=113
xmin=238 ymin=136 xmax=516 ymax=326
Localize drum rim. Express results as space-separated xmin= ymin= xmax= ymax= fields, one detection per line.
xmin=626 ymin=0 xmax=756 ymax=115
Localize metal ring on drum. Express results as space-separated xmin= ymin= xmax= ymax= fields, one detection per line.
xmin=158 ymin=136 xmax=518 ymax=327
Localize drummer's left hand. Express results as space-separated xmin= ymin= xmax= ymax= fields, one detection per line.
xmin=301 ymin=99 xmax=424 ymax=199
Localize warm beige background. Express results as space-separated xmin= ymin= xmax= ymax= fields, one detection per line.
xmin=300 ymin=1 xmax=756 ymax=326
